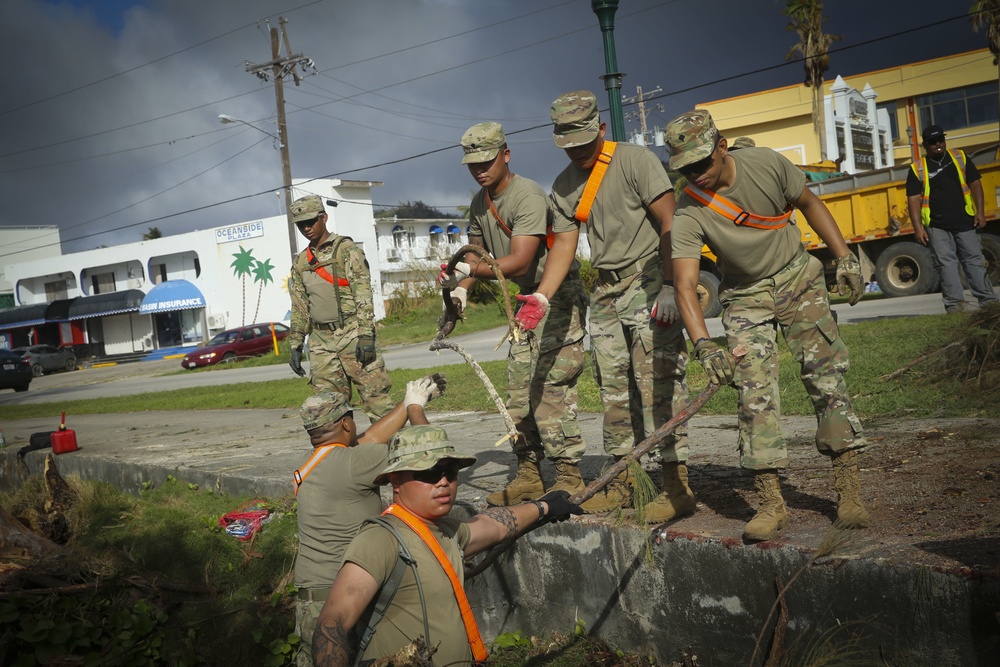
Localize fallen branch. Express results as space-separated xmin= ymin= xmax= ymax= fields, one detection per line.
xmin=435 ymin=243 xmax=520 ymax=347
xmin=878 ymin=341 xmax=962 ymax=382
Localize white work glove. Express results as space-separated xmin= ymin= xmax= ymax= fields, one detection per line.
xmin=438 ymin=262 xmax=471 ymax=288
xmin=448 ymin=286 xmax=468 ymax=314
xmin=650 ymin=284 xmax=679 ymax=327
xmin=404 ymin=374 xmax=447 ymax=408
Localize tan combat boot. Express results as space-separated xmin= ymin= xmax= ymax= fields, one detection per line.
xmin=743 ymin=472 xmax=788 ymax=542
xmin=644 ymin=462 xmax=697 ymax=524
xmin=580 ymin=457 xmax=632 ymax=514
xmin=832 ymin=450 xmax=870 ymax=528
xmin=486 ymin=457 xmax=544 ymax=506
xmin=549 ymin=459 xmax=586 ymax=496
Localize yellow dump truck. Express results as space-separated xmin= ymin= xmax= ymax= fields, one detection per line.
xmin=695 ymin=147 xmax=1000 ymax=316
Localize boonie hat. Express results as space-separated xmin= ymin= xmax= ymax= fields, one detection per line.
xmin=290 ymin=195 xmax=325 ymax=225
xmin=373 ymin=425 xmax=477 ymax=485
xmin=730 ymin=136 xmax=756 ymax=150
xmin=300 ymin=391 xmax=352 ymax=432
xmin=461 ymin=122 xmax=505 ymax=164
xmin=922 ymin=125 xmax=946 ymax=143
xmin=665 ymin=109 xmax=721 ymax=170
xmin=550 ymin=90 xmax=600 ymax=148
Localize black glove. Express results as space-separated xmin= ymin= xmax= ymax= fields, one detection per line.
xmin=355 ymin=334 xmax=377 ymax=366
xmin=289 ymin=347 xmax=306 ymax=377
xmin=538 ymin=490 xmax=583 ymax=522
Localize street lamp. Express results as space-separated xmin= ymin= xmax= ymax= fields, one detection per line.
xmin=219 ymin=113 xmax=298 ymax=261
xmin=591 ymin=0 xmax=626 ymax=142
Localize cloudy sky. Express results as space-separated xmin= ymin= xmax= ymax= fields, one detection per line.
xmin=0 ymin=0 xmax=981 ymax=258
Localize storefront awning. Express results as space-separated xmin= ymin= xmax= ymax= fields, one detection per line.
xmin=46 ymin=299 xmax=75 ymax=322
xmin=139 ymin=280 xmax=206 ymax=315
xmin=68 ymin=289 xmax=145 ymax=320
xmin=429 ymin=225 xmax=444 ymax=234
xmin=0 ymin=303 xmax=48 ymax=330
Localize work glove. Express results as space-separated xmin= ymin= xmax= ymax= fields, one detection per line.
xmin=835 ymin=252 xmax=864 ymax=306
xmin=289 ymin=347 xmax=306 ymax=377
xmin=693 ymin=338 xmax=737 ymax=386
xmin=355 ymin=334 xmax=377 ymax=366
xmin=650 ymin=284 xmax=679 ymax=327
xmin=404 ymin=373 xmax=447 ymax=408
xmin=438 ymin=262 xmax=471 ymax=288
xmin=514 ymin=292 xmax=549 ymax=331
xmin=537 ymin=490 xmax=583 ymax=522
xmin=436 ymin=287 xmax=468 ymax=336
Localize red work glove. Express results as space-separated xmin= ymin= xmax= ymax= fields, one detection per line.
xmin=514 ymin=293 xmax=549 ymax=330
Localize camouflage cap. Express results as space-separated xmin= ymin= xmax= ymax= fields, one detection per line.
xmin=290 ymin=195 xmax=325 ymax=225
xmin=730 ymin=136 xmax=756 ymax=150
xmin=300 ymin=391 xmax=352 ymax=432
xmin=373 ymin=425 xmax=477 ymax=485
xmin=460 ymin=122 xmax=505 ymax=164
xmin=550 ymin=90 xmax=600 ymax=148
xmin=665 ymin=109 xmax=721 ymax=170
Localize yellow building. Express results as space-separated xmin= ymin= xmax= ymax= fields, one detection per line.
xmin=698 ymin=49 xmax=998 ymax=167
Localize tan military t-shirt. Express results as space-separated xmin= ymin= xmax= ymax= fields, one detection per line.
xmin=550 ymin=142 xmax=672 ymax=270
xmin=346 ymin=515 xmax=473 ymax=667
xmin=672 ymin=147 xmax=808 ymax=285
xmin=469 ymin=174 xmax=578 ymax=291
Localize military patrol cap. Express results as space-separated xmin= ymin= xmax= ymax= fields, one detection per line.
xmin=373 ymin=425 xmax=477 ymax=485
xmin=461 ymin=122 xmax=505 ymax=164
xmin=550 ymin=90 xmax=601 ymax=148
xmin=730 ymin=136 xmax=756 ymax=150
xmin=290 ymin=195 xmax=325 ymax=224
xmin=665 ymin=109 xmax=721 ymax=170
xmin=300 ymin=391 xmax=352 ymax=432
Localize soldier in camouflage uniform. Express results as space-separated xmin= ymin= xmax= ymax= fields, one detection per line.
xmin=288 ymin=195 xmax=393 ymax=421
xmin=440 ymin=122 xmax=588 ymax=505
xmin=527 ymin=91 xmax=692 ymax=521
xmin=665 ymin=109 xmax=869 ymax=542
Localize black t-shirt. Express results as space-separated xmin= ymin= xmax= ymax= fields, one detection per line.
xmin=906 ymin=151 xmax=981 ymax=232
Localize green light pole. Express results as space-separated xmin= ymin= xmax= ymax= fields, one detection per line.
xmin=592 ymin=0 xmax=626 ymax=141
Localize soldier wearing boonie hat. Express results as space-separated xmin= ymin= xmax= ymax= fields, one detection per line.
xmin=292 ymin=376 xmax=446 ymax=667
xmin=666 ymin=107 xmax=869 ymax=544
xmin=533 ymin=89 xmax=693 ymax=522
xmin=313 ymin=425 xmax=582 ymax=666
xmin=442 ymin=120 xmax=589 ymax=508
xmin=730 ymin=136 xmax=756 ymax=151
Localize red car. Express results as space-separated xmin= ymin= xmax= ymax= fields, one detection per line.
xmin=181 ymin=323 xmax=289 ymax=369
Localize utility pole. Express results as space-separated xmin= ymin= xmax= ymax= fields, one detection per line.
xmin=591 ymin=0 xmax=626 ymax=142
xmin=623 ymin=85 xmax=664 ymax=146
xmin=244 ymin=17 xmax=315 ymax=261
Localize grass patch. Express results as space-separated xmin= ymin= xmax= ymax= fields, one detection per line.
xmin=378 ymin=299 xmax=509 ymax=346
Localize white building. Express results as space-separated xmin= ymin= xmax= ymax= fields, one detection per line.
xmin=0 ymin=226 xmax=62 ymax=307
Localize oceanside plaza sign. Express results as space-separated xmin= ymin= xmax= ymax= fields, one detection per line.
xmin=216 ymin=220 xmax=265 ymax=244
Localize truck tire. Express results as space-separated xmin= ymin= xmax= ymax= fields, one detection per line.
xmin=697 ymin=271 xmax=722 ymax=318
xmin=979 ymin=233 xmax=1000 ymax=285
xmin=875 ymin=242 xmax=939 ymax=298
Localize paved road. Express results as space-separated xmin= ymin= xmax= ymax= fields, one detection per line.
xmin=0 ymin=290 xmax=971 ymax=406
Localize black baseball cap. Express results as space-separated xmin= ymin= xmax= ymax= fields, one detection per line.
xmin=922 ymin=125 xmax=946 ymax=143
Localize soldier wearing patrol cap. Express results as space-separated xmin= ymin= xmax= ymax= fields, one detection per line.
xmin=666 ymin=108 xmax=869 ymax=542
xmin=438 ymin=121 xmax=589 ymax=506
xmin=526 ymin=90 xmax=693 ymax=522
xmin=293 ymin=375 xmax=445 ymax=667
xmin=287 ymin=194 xmax=394 ymax=421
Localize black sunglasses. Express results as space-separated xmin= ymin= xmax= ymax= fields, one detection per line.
xmin=411 ymin=462 xmax=462 ymax=484
xmin=295 ymin=215 xmax=323 ymax=228
xmin=678 ymin=152 xmax=716 ymax=178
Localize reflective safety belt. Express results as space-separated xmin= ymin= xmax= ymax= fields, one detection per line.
xmin=293 ymin=443 xmax=346 ymax=495
xmin=485 ymin=190 xmax=554 ymax=250
xmin=574 ymin=141 xmax=617 ymax=223
xmin=306 ymin=247 xmax=350 ymax=287
xmin=683 ymin=184 xmax=793 ymax=230
xmin=383 ymin=503 xmax=488 ymax=662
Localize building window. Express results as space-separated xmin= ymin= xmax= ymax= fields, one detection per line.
xmin=392 ymin=225 xmax=406 ymax=248
xmin=151 ymin=264 xmax=168 ymax=285
xmin=447 ymin=225 xmax=461 ymax=244
xmin=917 ymin=82 xmax=999 ymax=132
xmin=429 ymin=225 xmax=444 ymax=248
xmin=91 ymin=272 xmax=116 ymax=294
xmin=45 ymin=280 xmax=68 ymax=301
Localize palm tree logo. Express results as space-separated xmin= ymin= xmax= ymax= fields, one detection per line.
xmin=230 ymin=246 xmax=256 ymax=326
xmin=250 ymin=258 xmax=275 ymax=324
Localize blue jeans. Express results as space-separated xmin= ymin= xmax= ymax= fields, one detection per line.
xmin=927 ymin=227 xmax=998 ymax=309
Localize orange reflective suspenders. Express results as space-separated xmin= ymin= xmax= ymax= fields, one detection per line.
xmin=486 ymin=190 xmax=554 ymax=250
xmin=574 ymin=141 xmax=617 ymax=223
xmin=382 ymin=503 xmax=489 ymax=662
xmin=306 ymin=247 xmax=350 ymax=287
xmin=684 ymin=183 xmax=793 ymax=230
xmin=293 ymin=443 xmax=347 ymax=495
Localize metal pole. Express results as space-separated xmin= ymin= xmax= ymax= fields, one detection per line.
xmin=592 ymin=0 xmax=626 ymax=142
xmin=270 ymin=26 xmax=298 ymax=261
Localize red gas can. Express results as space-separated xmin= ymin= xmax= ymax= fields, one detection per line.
xmin=51 ymin=411 xmax=78 ymax=454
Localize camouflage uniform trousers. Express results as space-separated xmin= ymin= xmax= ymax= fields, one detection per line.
xmin=508 ymin=275 xmax=588 ymax=463
xmin=589 ymin=261 xmax=690 ymax=461
xmin=720 ymin=251 xmax=866 ymax=471
xmin=294 ymin=598 xmax=322 ymax=667
xmin=307 ymin=324 xmax=393 ymax=421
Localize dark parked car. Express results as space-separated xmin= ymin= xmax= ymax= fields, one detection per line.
xmin=181 ymin=323 xmax=290 ymax=369
xmin=0 ymin=348 xmax=33 ymax=392
xmin=13 ymin=345 xmax=78 ymax=377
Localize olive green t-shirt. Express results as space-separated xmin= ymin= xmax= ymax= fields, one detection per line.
xmin=468 ymin=174 xmax=579 ymax=291
xmin=672 ymin=147 xmax=808 ymax=285
xmin=346 ymin=515 xmax=473 ymax=667
xmin=550 ymin=142 xmax=672 ymax=270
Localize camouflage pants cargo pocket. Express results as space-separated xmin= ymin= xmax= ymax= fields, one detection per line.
xmin=308 ymin=327 xmax=393 ymax=421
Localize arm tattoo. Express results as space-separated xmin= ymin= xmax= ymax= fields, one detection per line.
xmin=312 ymin=619 xmax=352 ymax=667
xmin=481 ymin=507 xmax=519 ymax=537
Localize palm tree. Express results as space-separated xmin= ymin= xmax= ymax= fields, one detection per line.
xmin=970 ymin=1 xmax=1000 ymax=142
xmin=230 ymin=246 xmax=257 ymax=326
xmin=142 ymin=227 xmax=162 ymax=240
xmin=783 ymin=0 xmax=840 ymax=161
xmin=250 ymin=258 xmax=275 ymax=324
